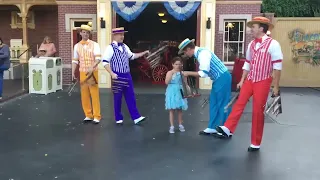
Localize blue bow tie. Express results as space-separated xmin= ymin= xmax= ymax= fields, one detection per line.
xmin=117 ymin=43 xmax=123 ymax=46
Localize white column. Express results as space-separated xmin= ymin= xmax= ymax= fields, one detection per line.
xmin=98 ymin=0 xmax=112 ymax=88
xmin=199 ymin=0 xmax=216 ymax=90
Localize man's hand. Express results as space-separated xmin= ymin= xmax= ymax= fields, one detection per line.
xmin=111 ymin=73 xmax=118 ymax=79
xmin=237 ymin=80 xmax=244 ymax=89
xmin=182 ymin=71 xmax=190 ymax=76
xmin=273 ymin=86 xmax=280 ymax=96
xmin=87 ymin=66 xmax=94 ymax=74
xmin=72 ymin=73 xmax=77 ymax=82
xmin=144 ymin=50 xmax=150 ymax=56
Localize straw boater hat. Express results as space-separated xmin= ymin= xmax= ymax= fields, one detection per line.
xmin=80 ymin=22 xmax=92 ymax=32
xmin=247 ymin=16 xmax=274 ymax=30
xmin=112 ymin=27 xmax=128 ymax=34
xmin=178 ymin=38 xmax=195 ymax=54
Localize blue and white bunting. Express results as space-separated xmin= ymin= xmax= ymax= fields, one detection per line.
xmin=111 ymin=1 xmax=149 ymax=22
xmin=163 ymin=1 xmax=200 ymax=21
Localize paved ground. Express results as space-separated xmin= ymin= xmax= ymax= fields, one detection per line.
xmin=0 ymin=87 xmax=320 ymax=180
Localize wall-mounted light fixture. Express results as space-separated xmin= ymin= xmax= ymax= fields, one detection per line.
xmin=226 ymin=22 xmax=234 ymax=28
xmin=158 ymin=12 xmax=165 ymax=17
xmin=161 ymin=19 xmax=167 ymax=23
xmin=100 ymin=17 xmax=105 ymax=28
xmin=206 ymin=17 xmax=211 ymax=29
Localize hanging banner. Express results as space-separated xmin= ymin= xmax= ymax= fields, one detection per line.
xmin=111 ymin=1 xmax=149 ymax=22
xmin=163 ymin=1 xmax=200 ymax=21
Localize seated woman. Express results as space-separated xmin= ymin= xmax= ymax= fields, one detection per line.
xmin=36 ymin=36 xmax=56 ymax=57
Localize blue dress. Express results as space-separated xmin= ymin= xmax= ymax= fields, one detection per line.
xmin=165 ymin=72 xmax=188 ymax=110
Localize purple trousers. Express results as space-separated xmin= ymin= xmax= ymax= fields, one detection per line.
xmin=112 ymin=72 xmax=141 ymax=121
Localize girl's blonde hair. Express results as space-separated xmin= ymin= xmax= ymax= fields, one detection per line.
xmin=42 ymin=36 xmax=52 ymax=44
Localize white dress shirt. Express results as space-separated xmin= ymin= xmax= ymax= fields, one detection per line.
xmin=194 ymin=46 xmax=211 ymax=78
xmin=243 ymin=35 xmax=283 ymax=71
xmin=102 ymin=41 xmax=136 ymax=67
xmin=72 ymin=40 xmax=101 ymax=64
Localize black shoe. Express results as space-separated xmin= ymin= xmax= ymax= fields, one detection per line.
xmin=216 ymin=126 xmax=232 ymax=138
xmin=93 ymin=120 xmax=100 ymax=124
xmin=212 ymin=132 xmax=232 ymax=139
xmin=83 ymin=120 xmax=93 ymax=124
xmin=248 ymin=147 xmax=260 ymax=152
xmin=199 ymin=130 xmax=215 ymax=136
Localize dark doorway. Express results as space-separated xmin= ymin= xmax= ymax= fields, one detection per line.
xmin=116 ymin=2 xmax=199 ymax=86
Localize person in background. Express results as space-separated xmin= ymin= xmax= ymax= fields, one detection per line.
xmin=35 ymin=49 xmax=46 ymax=58
xmin=37 ymin=36 xmax=56 ymax=57
xmin=0 ymin=38 xmax=10 ymax=100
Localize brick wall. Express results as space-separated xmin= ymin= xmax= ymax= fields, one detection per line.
xmin=0 ymin=5 xmax=58 ymax=56
xmin=57 ymin=4 xmax=97 ymax=85
xmin=215 ymin=4 xmax=261 ymax=61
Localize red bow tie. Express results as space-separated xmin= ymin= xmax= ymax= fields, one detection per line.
xmin=255 ymin=38 xmax=262 ymax=43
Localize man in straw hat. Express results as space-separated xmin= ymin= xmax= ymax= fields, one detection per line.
xmin=72 ymin=22 xmax=102 ymax=124
xmin=179 ymin=38 xmax=232 ymax=136
xmin=102 ymin=27 xmax=149 ymax=125
xmin=215 ymin=17 xmax=283 ymax=152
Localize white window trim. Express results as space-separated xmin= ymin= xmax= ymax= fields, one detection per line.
xmin=65 ymin=14 xmax=97 ymax=32
xmin=222 ymin=20 xmax=246 ymax=63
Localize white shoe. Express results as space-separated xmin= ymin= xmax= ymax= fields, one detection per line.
xmin=116 ymin=120 xmax=123 ymax=124
xmin=134 ymin=116 xmax=146 ymax=124
xmin=169 ymin=126 xmax=175 ymax=134
xmin=203 ymin=128 xmax=217 ymax=134
xmin=216 ymin=126 xmax=233 ymax=137
xmin=93 ymin=119 xmax=100 ymax=124
xmin=83 ymin=117 xmax=93 ymax=121
xmin=179 ymin=125 xmax=185 ymax=132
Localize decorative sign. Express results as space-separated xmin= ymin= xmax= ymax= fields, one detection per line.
xmin=288 ymin=29 xmax=320 ymax=66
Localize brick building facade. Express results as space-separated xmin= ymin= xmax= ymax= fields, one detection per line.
xmin=57 ymin=3 xmax=97 ymax=84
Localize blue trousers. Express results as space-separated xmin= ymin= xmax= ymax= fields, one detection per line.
xmin=207 ymin=71 xmax=232 ymax=129
xmin=112 ymin=72 xmax=141 ymax=121
xmin=0 ymin=70 xmax=3 ymax=97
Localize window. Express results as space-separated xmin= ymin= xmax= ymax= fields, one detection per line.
xmin=74 ymin=21 xmax=90 ymax=28
xmin=223 ymin=20 xmax=245 ymax=63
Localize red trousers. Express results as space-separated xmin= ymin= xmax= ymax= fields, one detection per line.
xmin=224 ymin=77 xmax=272 ymax=146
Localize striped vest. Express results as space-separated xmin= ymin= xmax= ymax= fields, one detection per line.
xmin=247 ymin=37 xmax=273 ymax=82
xmin=195 ymin=48 xmax=228 ymax=81
xmin=110 ymin=43 xmax=130 ymax=73
xmin=77 ymin=40 xmax=96 ymax=72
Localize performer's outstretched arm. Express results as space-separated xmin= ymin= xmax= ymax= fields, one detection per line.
xmin=124 ymin=44 xmax=149 ymax=60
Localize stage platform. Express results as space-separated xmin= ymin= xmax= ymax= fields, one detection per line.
xmin=0 ymin=87 xmax=319 ymax=180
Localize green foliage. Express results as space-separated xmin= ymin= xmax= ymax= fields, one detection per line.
xmin=309 ymin=0 xmax=320 ymax=16
xmin=262 ymin=0 xmax=318 ymax=17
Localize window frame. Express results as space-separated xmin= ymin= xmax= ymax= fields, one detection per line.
xmin=222 ymin=20 xmax=246 ymax=64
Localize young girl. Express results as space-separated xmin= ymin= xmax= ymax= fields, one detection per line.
xmin=165 ymin=57 xmax=188 ymax=134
